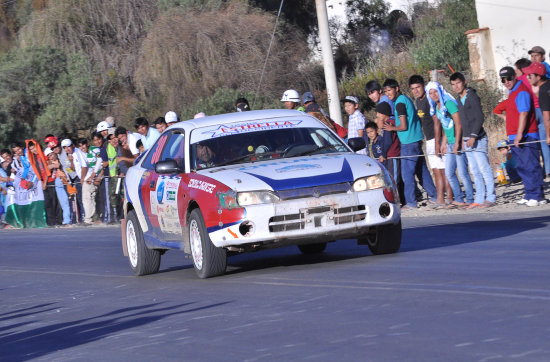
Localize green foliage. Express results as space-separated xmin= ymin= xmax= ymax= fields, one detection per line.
xmin=0 ymin=47 xmax=109 ymax=141
xmin=0 ymin=111 xmax=32 ymax=150
xmin=156 ymin=0 xmax=225 ymax=11
xmin=179 ymin=88 xmax=281 ymax=120
xmin=0 ymin=47 xmax=67 ymax=125
xmin=345 ymin=0 xmax=390 ymax=34
xmin=408 ymin=0 xmax=478 ymax=71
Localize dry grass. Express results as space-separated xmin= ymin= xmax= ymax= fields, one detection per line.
xmin=134 ymin=1 xmax=312 ymax=113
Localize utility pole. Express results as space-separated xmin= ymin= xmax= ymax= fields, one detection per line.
xmin=315 ymin=0 xmax=343 ymax=126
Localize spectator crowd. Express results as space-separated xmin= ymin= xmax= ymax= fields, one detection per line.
xmin=1 ymin=46 xmax=549 ymax=228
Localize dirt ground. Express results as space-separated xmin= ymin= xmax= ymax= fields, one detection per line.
xmin=401 ymin=177 xmax=550 ymax=217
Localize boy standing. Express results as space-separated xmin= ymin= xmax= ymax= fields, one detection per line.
xmin=382 ymin=79 xmax=436 ymax=208
xmin=342 ymin=95 xmax=367 ymax=155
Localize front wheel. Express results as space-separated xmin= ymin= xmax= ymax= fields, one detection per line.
xmin=126 ymin=210 xmax=161 ymax=275
xmin=188 ymin=209 xmax=227 ymax=278
xmin=366 ymin=221 xmax=402 ymax=255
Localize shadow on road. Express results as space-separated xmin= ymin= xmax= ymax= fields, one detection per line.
xmin=224 ymin=215 xmax=549 ymax=276
xmin=1 ymin=301 xmax=232 ymax=361
xmin=401 ymin=215 xmax=549 ymax=253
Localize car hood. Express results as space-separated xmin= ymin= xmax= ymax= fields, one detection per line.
xmin=196 ymin=153 xmax=382 ymax=192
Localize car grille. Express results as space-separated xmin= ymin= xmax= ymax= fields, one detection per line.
xmin=268 ymin=205 xmax=366 ymax=232
xmin=276 ymin=182 xmax=351 ymax=200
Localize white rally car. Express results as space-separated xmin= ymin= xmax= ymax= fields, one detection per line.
xmin=122 ymin=109 xmax=401 ymax=278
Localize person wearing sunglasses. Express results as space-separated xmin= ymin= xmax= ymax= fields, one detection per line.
xmin=493 ymin=66 xmax=545 ymax=207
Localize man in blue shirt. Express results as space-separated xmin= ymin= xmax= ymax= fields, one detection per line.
xmin=134 ymin=117 xmax=160 ymax=152
xmin=382 ymin=79 xmax=437 ymax=209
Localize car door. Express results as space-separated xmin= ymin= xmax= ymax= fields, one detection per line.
xmin=152 ymin=131 xmax=186 ymax=241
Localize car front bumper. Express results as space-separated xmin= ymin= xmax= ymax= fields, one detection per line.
xmin=210 ymin=188 xmax=400 ymax=248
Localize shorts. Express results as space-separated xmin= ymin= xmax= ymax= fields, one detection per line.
xmin=426 ymin=138 xmax=446 ymax=169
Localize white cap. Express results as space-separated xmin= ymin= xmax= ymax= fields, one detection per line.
xmin=96 ymin=121 xmax=110 ymax=132
xmin=44 ymin=147 xmax=53 ymax=157
xmin=61 ymin=139 xmax=73 ymax=147
xmin=194 ymin=112 xmax=206 ymax=119
xmin=165 ymin=111 xmax=178 ymax=123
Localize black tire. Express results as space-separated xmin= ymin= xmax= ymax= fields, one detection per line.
xmin=367 ymin=221 xmax=402 ymax=255
xmin=188 ymin=209 xmax=227 ymax=279
xmin=126 ymin=210 xmax=161 ymax=276
xmin=298 ymin=242 xmax=327 ymax=254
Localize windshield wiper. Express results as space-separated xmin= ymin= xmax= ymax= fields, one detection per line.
xmin=215 ymin=153 xmax=256 ymax=167
xmin=289 ymin=145 xmax=338 ymax=158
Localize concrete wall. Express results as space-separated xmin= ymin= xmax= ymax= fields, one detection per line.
xmin=474 ymin=0 xmax=550 ymax=81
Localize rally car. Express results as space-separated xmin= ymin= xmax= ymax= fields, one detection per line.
xmin=121 ymin=109 xmax=401 ymax=278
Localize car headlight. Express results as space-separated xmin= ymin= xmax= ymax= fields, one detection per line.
xmin=352 ymin=174 xmax=386 ymax=192
xmin=237 ymin=191 xmax=280 ymax=206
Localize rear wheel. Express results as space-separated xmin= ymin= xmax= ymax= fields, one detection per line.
xmin=366 ymin=221 xmax=402 ymax=255
xmin=126 ymin=210 xmax=161 ymax=275
xmin=188 ymin=209 xmax=227 ymax=278
xmin=298 ymin=242 xmax=327 ymax=254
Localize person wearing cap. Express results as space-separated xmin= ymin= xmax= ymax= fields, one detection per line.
xmin=302 ymin=92 xmax=327 ymax=116
xmin=95 ymin=121 xmax=110 ymax=139
xmin=373 ymin=98 xmax=401 ymax=185
xmin=45 ymin=147 xmax=71 ymax=227
xmin=76 ymin=138 xmax=102 ymax=224
xmin=93 ymin=131 xmax=112 ymax=223
xmin=165 ymin=111 xmax=178 ymax=124
xmin=280 ymin=90 xmax=305 ymax=111
xmin=342 ymin=95 xmax=367 ymax=154
xmin=236 ymin=98 xmax=251 ymax=112
xmin=496 ymin=140 xmax=521 ymax=183
xmin=523 ymin=61 xmax=550 ymax=179
xmin=494 ymin=66 xmax=544 ymax=206
xmin=528 ymin=46 xmax=550 ymax=78
xmin=134 ymin=117 xmax=160 ymax=152
xmin=382 ymin=79 xmax=437 ymax=209
xmin=449 ymin=71 xmax=497 ymax=209
xmin=408 ymin=75 xmax=452 ymax=209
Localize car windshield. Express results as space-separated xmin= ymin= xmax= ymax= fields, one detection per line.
xmin=190 ymin=124 xmax=348 ymax=170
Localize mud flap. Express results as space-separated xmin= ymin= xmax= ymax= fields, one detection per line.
xmin=121 ymin=218 xmax=128 ymax=256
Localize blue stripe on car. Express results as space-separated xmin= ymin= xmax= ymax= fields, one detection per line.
xmin=243 ymin=159 xmax=354 ymax=191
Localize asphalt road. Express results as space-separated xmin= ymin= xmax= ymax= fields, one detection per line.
xmin=1 ymin=209 xmax=550 ymax=361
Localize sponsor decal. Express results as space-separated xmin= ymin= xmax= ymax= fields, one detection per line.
xmin=238 ymin=154 xmax=339 ymax=170
xmin=275 ymin=164 xmax=321 ymax=173
xmin=156 ymin=182 xmax=165 ymax=203
xmin=189 ymin=179 xmax=216 ymax=193
xmin=167 ymin=190 xmax=176 ymax=201
xmin=202 ymin=120 xmax=302 ymax=138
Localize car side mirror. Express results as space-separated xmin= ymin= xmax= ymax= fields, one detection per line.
xmin=155 ymin=159 xmax=182 ymax=174
xmin=347 ymin=137 xmax=366 ymax=152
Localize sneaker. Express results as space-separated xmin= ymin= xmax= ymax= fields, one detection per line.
xmin=516 ymin=198 xmax=528 ymax=205
xmin=539 ymin=199 xmax=548 ymax=205
xmin=526 ymin=199 xmax=539 ymax=207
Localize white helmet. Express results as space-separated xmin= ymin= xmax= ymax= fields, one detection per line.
xmin=96 ymin=121 xmax=110 ymax=132
xmin=280 ymin=89 xmax=300 ymax=103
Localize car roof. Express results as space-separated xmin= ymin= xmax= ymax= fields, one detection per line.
xmin=166 ymin=109 xmax=309 ymax=132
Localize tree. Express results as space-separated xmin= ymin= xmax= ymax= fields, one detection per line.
xmin=408 ymin=0 xmax=478 ymax=71
xmin=134 ymin=1 xmax=314 ymax=116
xmin=0 ymin=47 xmax=111 ymax=141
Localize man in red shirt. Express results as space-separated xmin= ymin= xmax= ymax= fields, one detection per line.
xmin=493 ymin=66 xmax=545 ymax=206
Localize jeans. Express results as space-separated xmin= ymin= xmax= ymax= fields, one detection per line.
xmin=445 ymin=143 xmax=474 ymax=203
xmin=535 ymin=108 xmax=550 ymax=174
xmin=400 ymin=140 xmax=436 ymax=207
xmin=55 ymin=177 xmax=71 ymax=225
xmin=511 ymin=135 xmax=544 ymax=201
xmin=463 ymin=136 xmax=496 ymax=204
